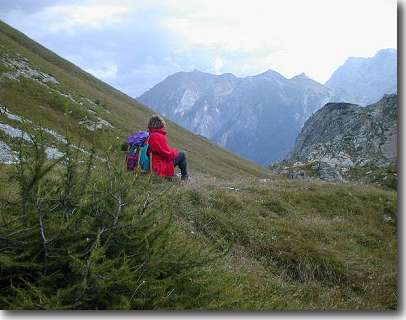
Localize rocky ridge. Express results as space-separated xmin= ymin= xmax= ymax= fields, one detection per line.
xmin=272 ymin=94 xmax=397 ymax=186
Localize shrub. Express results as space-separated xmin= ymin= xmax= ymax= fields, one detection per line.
xmin=0 ymin=134 xmax=226 ymax=310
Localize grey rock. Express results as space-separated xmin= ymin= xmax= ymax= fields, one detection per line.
xmin=79 ymin=117 xmax=114 ymax=131
xmin=45 ymin=146 xmax=64 ymax=160
xmin=286 ymin=94 xmax=397 ymax=182
xmin=1 ymin=54 xmax=59 ymax=84
xmin=0 ymin=122 xmax=32 ymax=142
xmin=0 ymin=104 xmax=28 ymax=123
xmin=287 ymin=170 xmax=306 ymax=179
xmin=318 ymin=162 xmax=344 ymax=182
xmin=0 ymin=140 xmax=17 ymax=164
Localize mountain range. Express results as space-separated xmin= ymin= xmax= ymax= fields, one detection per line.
xmin=0 ymin=20 xmax=397 ymax=311
xmin=138 ymin=49 xmax=397 ymax=165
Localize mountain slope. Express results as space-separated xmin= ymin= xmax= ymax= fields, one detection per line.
xmin=274 ymin=94 xmax=397 ymax=185
xmin=0 ymin=20 xmax=269 ymax=179
xmin=0 ymin=20 xmax=397 ymax=310
xmin=325 ymin=49 xmax=397 ymax=105
xmin=138 ymin=70 xmax=348 ymax=165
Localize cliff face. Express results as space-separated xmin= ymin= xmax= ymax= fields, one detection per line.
xmin=291 ymin=94 xmax=397 ymax=165
xmin=274 ymin=95 xmax=397 ymax=185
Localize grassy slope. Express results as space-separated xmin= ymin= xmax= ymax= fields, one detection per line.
xmin=0 ymin=20 xmax=397 ymax=310
xmin=174 ymin=178 xmax=397 ymax=309
xmin=0 ymin=20 xmax=268 ymax=179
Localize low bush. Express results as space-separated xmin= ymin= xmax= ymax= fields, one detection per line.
xmin=0 ymin=135 xmax=234 ymax=310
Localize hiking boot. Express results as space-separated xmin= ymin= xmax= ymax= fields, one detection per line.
xmin=181 ymin=175 xmax=189 ymax=182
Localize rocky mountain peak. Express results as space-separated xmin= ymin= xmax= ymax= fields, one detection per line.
xmin=275 ymin=95 xmax=397 ymax=184
xmin=256 ymin=69 xmax=287 ymax=80
xmin=290 ymin=72 xmax=309 ymax=80
xmin=325 ymin=48 xmax=397 ymax=106
xmin=375 ymin=48 xmax=397 ymax=58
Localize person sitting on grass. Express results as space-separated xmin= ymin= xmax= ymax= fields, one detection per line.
xmin=148 ymin=115 xmax=189 ymax=181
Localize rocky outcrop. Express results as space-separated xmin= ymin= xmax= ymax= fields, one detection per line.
xmin=273 ymin=95 xmax=397 ymax=185
xmin=0 ymin=53 xmax=59 ymax=84
xmin=0 ymin=140 xmax=16 ymax=164
xmin=0 ymin=104 xmax=99 ymax=163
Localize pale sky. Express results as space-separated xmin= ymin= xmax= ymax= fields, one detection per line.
xmin=0 ymin=0 xmax=397 ymax=96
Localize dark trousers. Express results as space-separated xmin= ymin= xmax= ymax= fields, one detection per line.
xmin=174 ymin=151 xmax=188 ymax=178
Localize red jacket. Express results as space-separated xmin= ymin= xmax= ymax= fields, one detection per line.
xmin=148 ymin=128 xmax=179 ymax=177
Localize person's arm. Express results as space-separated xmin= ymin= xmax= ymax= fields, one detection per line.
xmin=149 ymin=135 xmax=178 ymax=161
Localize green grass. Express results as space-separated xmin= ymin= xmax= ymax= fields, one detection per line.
xmin=0 ymin=20 xmax=398 ymax=310
xmin=173 ymin=179 xmax=397 ymax=309
xmin=0 ymin=140 xmax=397 ymax=310
xmin=347 ymin=163 xmax=397 ymax=190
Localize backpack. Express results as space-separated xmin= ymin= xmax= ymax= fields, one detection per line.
xmin=138 ymin=142 xmax=151 ymax=172
xmin=125 ymin=131 xmax=150 ymax=172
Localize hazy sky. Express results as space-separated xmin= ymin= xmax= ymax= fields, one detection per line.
xmin=0 ymin=0 xmax=397 ymax=97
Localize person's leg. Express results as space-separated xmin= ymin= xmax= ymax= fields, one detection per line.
xmin=174 ymin=151 xmax=189 ymax=179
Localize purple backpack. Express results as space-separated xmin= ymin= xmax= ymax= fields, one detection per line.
xmin=128 ymin=131 xmax=149 ymax=146
xmin=126 ymin=131 xmax=149 ymax=171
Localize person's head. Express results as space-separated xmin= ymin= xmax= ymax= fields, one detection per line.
xmin=148 ymin=114 xmax=166 ymax=130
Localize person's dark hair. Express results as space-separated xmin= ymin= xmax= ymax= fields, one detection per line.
xmin=148 ymin=114 xmax=166 ymax=129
